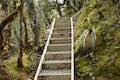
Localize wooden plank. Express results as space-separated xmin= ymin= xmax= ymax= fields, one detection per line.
xmin=39 ymin=70 xmax=71 ymax=76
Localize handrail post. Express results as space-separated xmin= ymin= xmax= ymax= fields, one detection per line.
xmin=71 ymin=17 xmax=74 ymax=80
xmin=34 ymin=19 xmax=56 ymax=80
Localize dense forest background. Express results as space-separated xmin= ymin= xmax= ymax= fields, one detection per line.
xmin=0 ymin=0 xmax=120 ymax=80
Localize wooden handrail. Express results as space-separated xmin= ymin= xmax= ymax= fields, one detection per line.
xmin=71 ymin=17 xmax=74 ymax=80
xmin=34 ymin=18 xmax=56 ymax=80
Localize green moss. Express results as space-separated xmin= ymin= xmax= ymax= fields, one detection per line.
xmin=75 ymin=0 xmax=118 ymax=51
xmin=75 ymin=0 xmax=120 ymax=80
xmin=4 ymin=54 xmax=29 ymax=80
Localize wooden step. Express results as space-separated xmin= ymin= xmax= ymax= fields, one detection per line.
xmin=48 ymin=44 xmax=71 ymax=51
xmin=54 ymin=24 xmax=70 ymax=29
xmin=34 ymin=18 xmax=73 ymax=80
xmin=53 ymin=28 xmax=71 ymax=33
xmin=50 ymin=37 xmax=71 ymax=44
xmin=38 ymin=75 xmax=71 ymax=80
xmin=38 ymin=70 xmax=71 ymax=80
xmin=46 ymin=51 xmax=71 ymax=54
xmin=51 ymin=33 xmax=71 ymax=38
xmin=56 ymin=18 xmax=70 ymax=24
xmin=42 ymin=60 xmax=71 ymax=70
xmin=39 ymin=70 xmax=71 ymax=76
xmin=45 ymin=51 xmax=71 ymax=60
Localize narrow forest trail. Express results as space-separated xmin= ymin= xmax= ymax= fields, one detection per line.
xmin=34 ymin=18 xmax=74 ymax=80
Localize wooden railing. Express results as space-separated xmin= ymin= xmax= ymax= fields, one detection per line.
xmin=71 ymin=17 xmax=74 ymax=80
xmin=34 ymin=19 xmax=56 ymax=80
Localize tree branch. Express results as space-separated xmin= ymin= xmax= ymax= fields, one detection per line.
xmin=0 ymin=3 xmax=24 ymax=32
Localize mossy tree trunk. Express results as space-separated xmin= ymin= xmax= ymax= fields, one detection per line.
xmin=17 ymin=0 xmax=24 ymax=68
xmin=0 ymin=32 xmax=3 ymax=55
xmin=0 ymin=3 xmax=23 ymax=57
xmin=23 ymin=17 xmax=28 ymax=47
xmin=0 ymin=0 xmax=11 ymax=59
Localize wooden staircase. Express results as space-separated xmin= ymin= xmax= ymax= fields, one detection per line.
xmin=34 ymin=18 xmax=74 ymax=80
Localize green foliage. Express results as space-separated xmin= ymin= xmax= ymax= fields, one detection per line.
xmin=74 ymin=0 xmax=90 ymax=9
xmin=75 ymin=0 xmax=120 ymax=80
xmin=4 ymin=54 xmax=29 ymax=80
xmin=76 ymin=57 xmax=94 ymax=79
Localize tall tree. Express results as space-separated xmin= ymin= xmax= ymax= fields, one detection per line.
xmin=17 ymin=0 xmax=24 ymax=68
xmin=0 ymin=0 xmax=10 ymax=59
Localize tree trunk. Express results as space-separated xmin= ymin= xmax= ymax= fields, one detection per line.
xmin=0 ymin=32 xmax=3 ymax=55
xmin=17 ymin=3 xmax=24 ymax=68
xmin=0 ymin=3 xmax=23 ymax=58
xmin=1 ymin=0 xmax=11 ymax=59
xmin=23 ymin=17 xmax=28 ymax=47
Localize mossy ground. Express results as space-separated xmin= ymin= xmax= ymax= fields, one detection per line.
xmin=4 ymin=54 xmax=30 ymax=80
xmin=75 ymin=0 xmax=120 ymax=80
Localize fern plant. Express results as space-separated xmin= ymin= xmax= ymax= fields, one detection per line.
xmin=75 ymin=27 xmax=96 ymax=53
